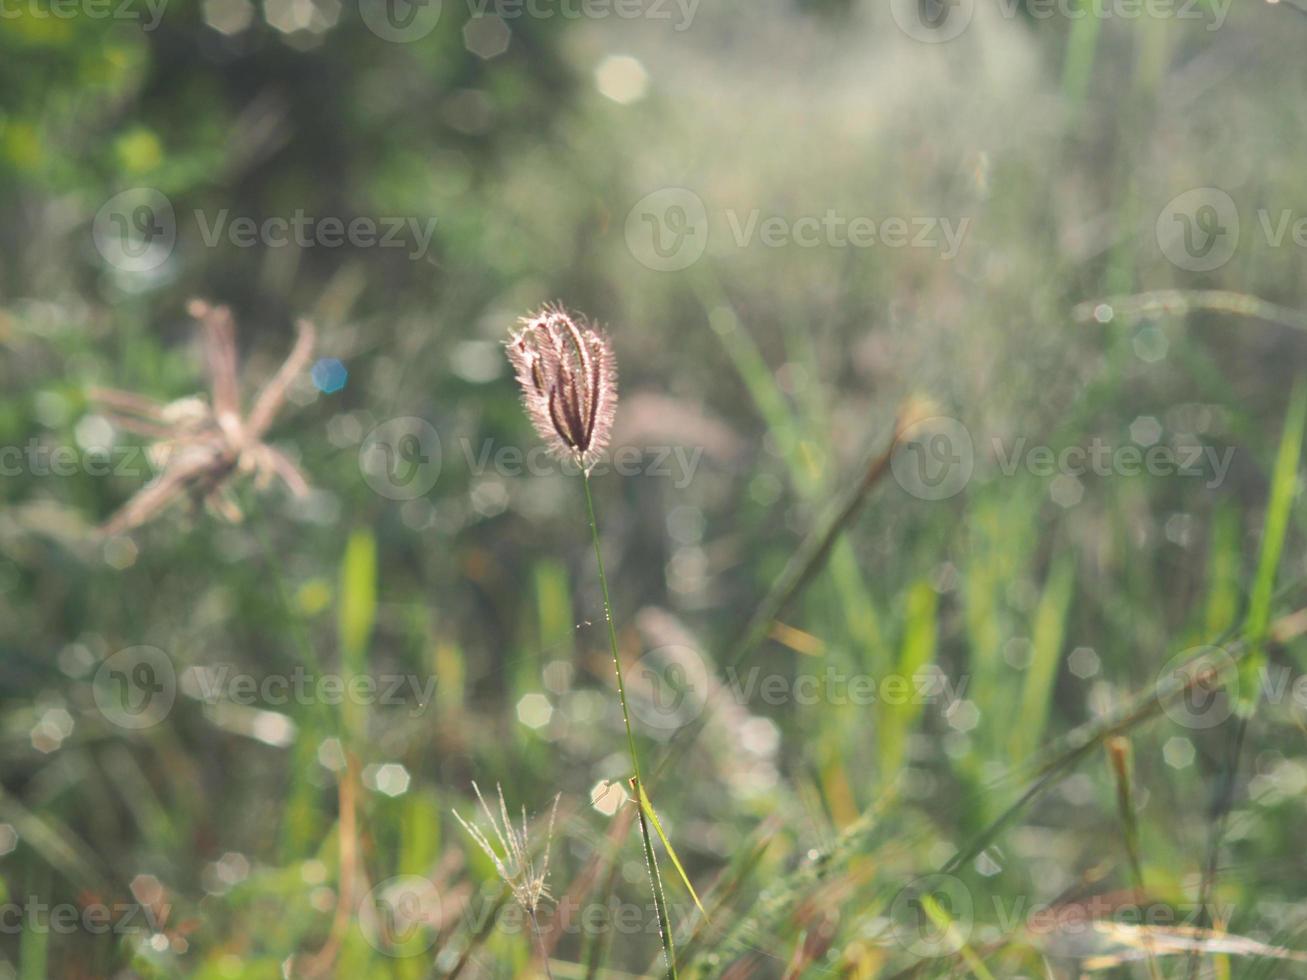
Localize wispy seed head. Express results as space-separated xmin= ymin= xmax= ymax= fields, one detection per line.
xmin=506 ymin=305 xmax=617 ymax=472
xmin=453 ymin=782 xmax=560 ymax=915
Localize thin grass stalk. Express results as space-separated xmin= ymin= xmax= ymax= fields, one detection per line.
xmin=253 ymin=515 xmax=359 ymax=978
xmin=581 ymin=469 xmax=678 ymax=977
xmin=650 ymin=410 xmax=904 ymax=794
xmin=728 ymin=418 xmax=899 ymax=666
xmin=446 ymin=888 xmax=510 ymax=980
xmin=1187 ymin=711 xmax=1247 ymax=980
xmin=1073 ymin=288 xmax=1307 ymax=333
xmin=529 ymin=909 xmax=556 ymax=980
xmin=1106 ymin=737 xmax=1161 ymax=980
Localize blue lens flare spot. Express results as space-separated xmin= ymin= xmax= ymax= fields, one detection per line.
xmin=311 ymin=358 xmax=348 ymax=394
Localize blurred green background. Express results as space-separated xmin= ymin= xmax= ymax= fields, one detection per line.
xmin=4 ymin=0 xmax=1307 ymax=976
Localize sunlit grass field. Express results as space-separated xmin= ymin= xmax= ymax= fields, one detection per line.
xmin=4 ymin=0 xmax=1307 ymax=976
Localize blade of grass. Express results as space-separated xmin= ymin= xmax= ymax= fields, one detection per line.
xmin=1074 ymin=289 xmax=1307 ymax=335
xmin=338 ymin=527 xmax=378 ymax=741
xmin=692 ymin=276 xmax=887 ymax=661
xmin=1061 ymin=0 xmax=1103 ymax=109
xmin=729 ymin=412 xmax=901 ymax=666
xmin=920 ymin=893 xmax=997 ymax=980
xmin=878 ymin=580 xmax=939 ymax=778
xmin=581 ymin=469 xmax=678 ymax=978
xmin=637 ymin=782 xmax=707 ymax=918
xmin=1106 ymin=737 xmax=1162 ymax=980
xmin=1203 ymin=504 xmax=1242 ymax=639
xmin=1188 ymin=391 xmax=1304 ymax=980
xmin=1009 ymin=556 xmax=1076 ymax=763
xmin=1237 ymin=379 xmax=1307 ymax=708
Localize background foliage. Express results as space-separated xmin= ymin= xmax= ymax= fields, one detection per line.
xmin=4 ymin=0 xmax=1307 ymax=976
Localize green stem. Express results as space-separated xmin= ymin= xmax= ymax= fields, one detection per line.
xmin=580 ymin=468 xmax=677 ymax=978
xmin=582 ymin=469 xmax=641 ymax=782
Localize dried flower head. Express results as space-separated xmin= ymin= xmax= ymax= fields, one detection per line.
xmin=506 ymin=305 xmax=617 ymax=471
xmin=453 ymin=782 xmax=560 ymax=915
xmin=90 ymin=300 xmax=315 ymax=536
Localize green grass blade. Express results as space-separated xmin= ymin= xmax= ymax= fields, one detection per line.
xmin=920 ymin=893 xmax=997 ymax=980
xmin=337 ymin=527 xmax=378 ymax=739
xmin=637 ymin=782 xmax=707 ymax=918
xmin=1203 ymin=504 xmax=1242 ymax=639
xmin=1238 ymin=379 xmax=1306 ymax=710
xmin=879 ymin=579 xmax=938 ymax=778
xmin=338 ymin=527 xmax=378 ymax=662
xmin=1009 ymin=556 xmax=1076 ymax=763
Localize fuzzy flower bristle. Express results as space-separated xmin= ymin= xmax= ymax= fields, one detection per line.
xmin=506 ymin=305 xmax=617 ymax=471
xmin=453 ymin=782 xmax=559 ymax=915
